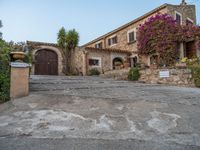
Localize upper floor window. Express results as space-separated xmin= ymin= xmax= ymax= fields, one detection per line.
xmin=108 ymin=36 xmax=118 ymax=46
xmin=186 ymin=18 xmax=193 ymax=26
xmin=127 ymin=29 xmax=136 ymax=43
xmin=175 ymin=11 xmax=182 ymax=25
xmin=95 ymin=42 xmax=103 ymax=49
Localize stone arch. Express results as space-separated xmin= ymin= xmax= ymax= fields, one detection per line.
xmin=32 ymin=46 xmax=64 ymax=75
xmin=112 ymin=57 xmax=124 ymax=70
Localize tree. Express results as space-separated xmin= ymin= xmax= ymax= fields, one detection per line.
xmin=137 ymin=13 xmax=200 ymax=66
xmin=57 ymin=27 xmax=67 ymax=74
xmin=0 ymin=40 xmax=11 ymax=102
xmin=0 ymin=20 xmax=2 ymax=39
xmin=57 ymin=27 xmax=66 ymax=49
xmin=66 ymin=29 xmax=79 ymax=51
xmin=66 ymin=29 xmax=79 ymax=73
xmin=57 ymin=27 xmax=79 ymax=74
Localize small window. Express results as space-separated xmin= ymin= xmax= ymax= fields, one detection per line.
xmin=175 ymin=12 xmax=182 ymax=25
xmin=128 ymin=31 xmax=136 ymax=43
xmin=108 ymin=36 xmax=118 ymax=46
xmin=186 ymin=18 xmax=193 ymax=26
xmin=95 ymin=42 xmax=103 ymax=49
xmin=89 ymin=58 xmax=101 ymax=67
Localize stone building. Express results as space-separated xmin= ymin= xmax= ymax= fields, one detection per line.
xmin=83 ymin=1 xmax=198 ymax=70
xmin=27 ymin=1 xmax=199 ymax=76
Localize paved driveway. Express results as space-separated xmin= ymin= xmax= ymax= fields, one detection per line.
xmin=0 ymin=75 xmax=200 ymax=150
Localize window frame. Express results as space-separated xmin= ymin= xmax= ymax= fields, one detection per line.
xmin=175 ymin=11 xmax=183 ymax=25
xmin=95 ymin=41 xmax=103 ymax=49
xmin=127 ymin=28 xmax=137 ymax=43
xmin=108 ymin=35 xmax=118 ymax=46
xmin=88 ymin=57 xmax=102 ymax=68
xmin=186 ymin=17 xmax=194 ymax=25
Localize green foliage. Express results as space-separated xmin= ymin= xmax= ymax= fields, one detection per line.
xmin=190 ymin=65 xmax=200 ymax=87
xmin=88 ymin=68 xmax=100 ymax=76
xmin=128 ymin=68 xmax=140 ymax=81
xmin=137 ymin=13 xmax=200 ymax=66
xmin=57 ymin=27 xmax=79 ymax=75
xmin=66 ymin=29 xmax=79 ymax=50
xmin=0 ymin=39 xmax=11 ymax=102
xmin=57 ymin=27 xmax=66 ymax=49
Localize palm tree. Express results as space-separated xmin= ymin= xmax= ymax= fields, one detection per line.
xmin=0 ymin=20 xmax=3 ymax=39
xmin=57 ymin=27 xmax=79 ymax=74
xmin=66 ymin=29 xmax=79 ymax=73
xmin=57 ymin=27 xmax=67 ymax=74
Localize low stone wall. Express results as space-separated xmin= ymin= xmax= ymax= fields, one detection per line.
xmin=139 ymin=68 xmax=194 ymax=86
xmin=101 ymin=68 xmax=130 ymax=80
xmin=102 ymin=68 xmax=195 ymax=87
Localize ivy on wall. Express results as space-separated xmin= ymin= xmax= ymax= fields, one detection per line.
xmin=137 ymin=13 xmax=200 ymax=66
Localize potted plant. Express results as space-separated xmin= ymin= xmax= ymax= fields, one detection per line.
xmin=114 ymin=61 xmax=122 ymax=70
xmin=10 ymin=51 xmax=26 ymax=62
xmin=176 ymin=57 xmax=187 ymax=69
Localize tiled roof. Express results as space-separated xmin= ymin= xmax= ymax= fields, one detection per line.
xmin=85 ymin=47 xmax=135 ymax=54
xmin=82 ymin=3 xmax=168 ymax=47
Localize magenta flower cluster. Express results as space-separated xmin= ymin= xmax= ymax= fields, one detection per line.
xmin=137 ymin=13 xmax=200 ymax=66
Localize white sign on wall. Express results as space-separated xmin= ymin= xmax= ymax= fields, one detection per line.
xmin=159 ymin=71 xmax=170 ymax=78
xmin=10 ymin=62 xmax=31 ymax=68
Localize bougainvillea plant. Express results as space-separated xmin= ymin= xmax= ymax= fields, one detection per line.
xmin=137 ymin=13 xmax=200 ymax=66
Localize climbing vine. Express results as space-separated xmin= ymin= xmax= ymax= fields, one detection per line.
xmin=137 ymin=13 xmax=200 ymax=66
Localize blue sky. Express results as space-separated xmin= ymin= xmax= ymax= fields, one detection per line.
xmin=0 ymin=0 xmax=199 ymax=45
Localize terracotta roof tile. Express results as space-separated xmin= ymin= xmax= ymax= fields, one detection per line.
xmin=85 ymin=47 xmax=134 ymax=54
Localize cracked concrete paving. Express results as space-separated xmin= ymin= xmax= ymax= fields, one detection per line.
xmin=0 ymin=75 xmax=200 ymax=150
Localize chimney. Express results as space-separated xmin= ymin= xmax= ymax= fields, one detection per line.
xmin=181 ymin=0 xmax=187 ymax=5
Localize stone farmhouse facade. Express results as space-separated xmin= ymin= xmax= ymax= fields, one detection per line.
xmin=27 ymin=1 xmax=199 ymax=76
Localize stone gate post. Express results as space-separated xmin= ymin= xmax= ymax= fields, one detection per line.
xmin=10 ymin=52 xmax=30 ymax=99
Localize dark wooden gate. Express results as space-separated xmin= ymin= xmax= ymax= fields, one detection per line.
xmin=35 ymin=49 xmax=58 ymax=75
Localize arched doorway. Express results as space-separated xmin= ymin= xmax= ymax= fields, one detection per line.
xmin=35 ymin=49 xmax=58 ymax=75
xmin=113 ymin=57 xmax=123 ymax=70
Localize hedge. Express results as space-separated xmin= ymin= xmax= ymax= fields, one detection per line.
xmin=0 ymin=40 xmax=11 ymax=102
xmin=128 ymin=67 xmax=140 ymax=81
xmin=190 ymin=65 xmax=200 ymax=87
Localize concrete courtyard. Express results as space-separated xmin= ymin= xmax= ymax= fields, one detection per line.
xmin=0 ymin=75 xmax=200 ymax=150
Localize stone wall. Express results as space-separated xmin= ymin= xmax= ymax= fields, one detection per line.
xmin=139 ymin=69 xmax=194 ymax=86
xmin=70 ymin=47 xmax=85 ymax=75
xmin=101 ymin=68 xmax=130 ymax=80
xmin=167 ymin=4 xmax=196 ymax=25
xmin=101 ymin=68 xmax=195 ymax=87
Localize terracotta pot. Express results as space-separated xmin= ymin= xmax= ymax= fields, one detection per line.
xmin=175 ymin=63 xmax=187 ymax=69
xmin=10 ymin=51 xmax=25 ymax=62
xmin=124 ymin=62 xmax=130 ymax=68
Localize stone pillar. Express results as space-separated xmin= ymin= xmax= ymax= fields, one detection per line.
xmin=10 ymin=62 xmax=30 ymax=99
xmin=180 ymin=43 xmax=185 ymax=58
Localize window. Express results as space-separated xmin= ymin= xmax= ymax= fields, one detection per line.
xmin=186 ymin=18 xmax=193 ymax=26
xmin=108 ymin=36 xmax=118 ymax=46
xmin=95 ymin=42 xmax=103 ymax=49
xmin=88 ymin=57 xmax=101 ymax=67
xmin=175 ymin=11 xmax=182 ymax=25
xmin=127 ymin=29 xmax=136 ymax=43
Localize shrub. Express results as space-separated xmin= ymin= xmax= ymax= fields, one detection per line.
xmin=128 ymin=67 xmax=140 ymax=81
xmin=190 ymin=65 xmax=200 ymax=87
xmin=88 ymin=68 xmax=100 ymax=76
xmin=0 ymin=39 xmax=11 ymax=102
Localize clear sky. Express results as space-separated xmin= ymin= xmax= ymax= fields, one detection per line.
xmin=0 ymin=0 xmax=199 ymax=46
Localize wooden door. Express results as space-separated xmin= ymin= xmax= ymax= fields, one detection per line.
xmin=186 ymin=41 xmax=196 ymax=59
xmin=35 ymin=50 xmax=58 ymax=75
